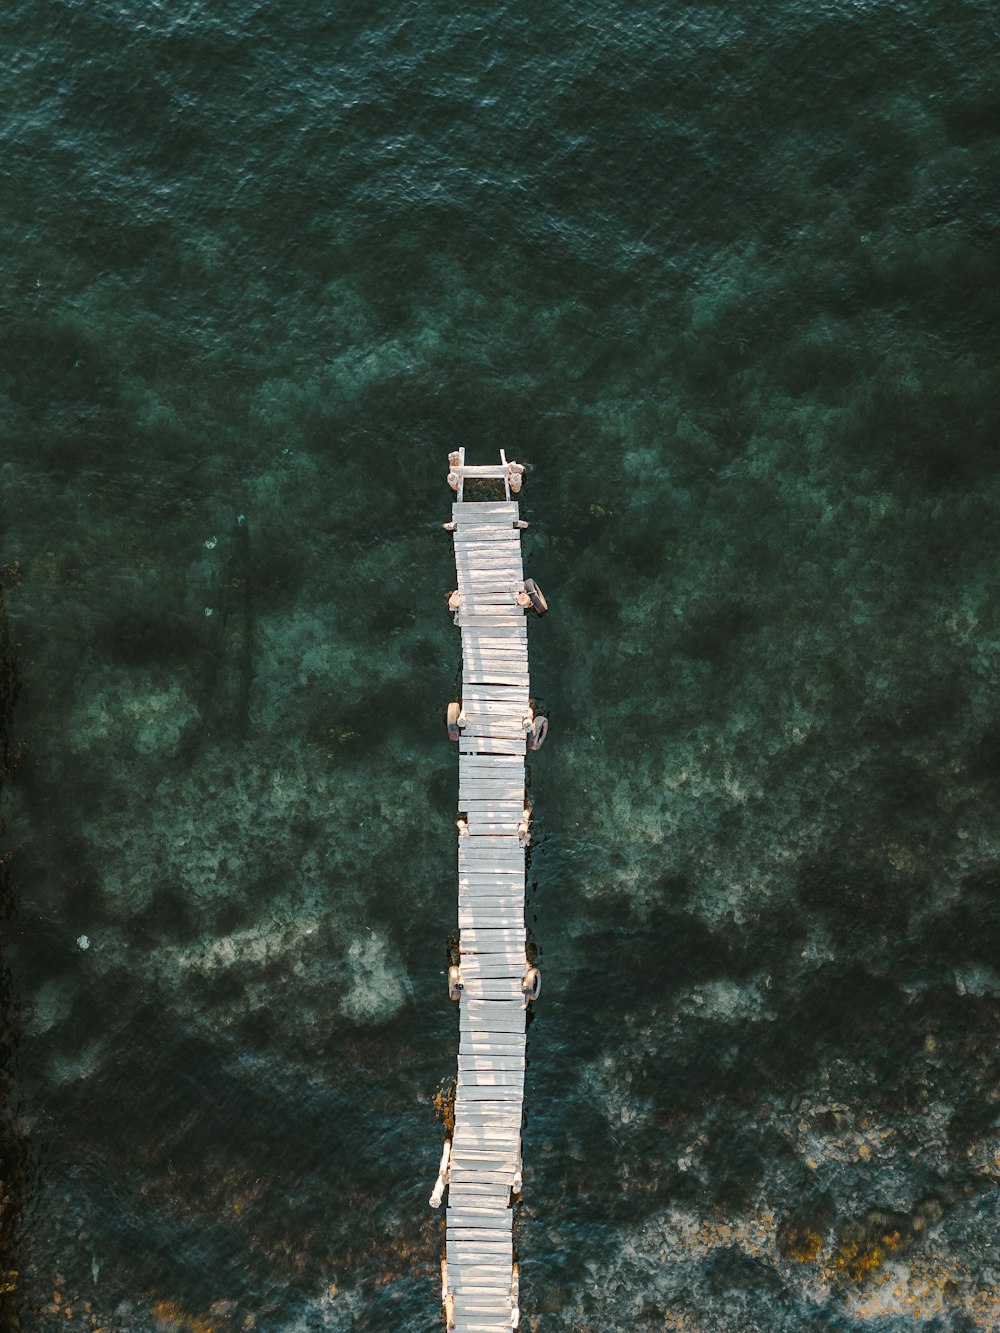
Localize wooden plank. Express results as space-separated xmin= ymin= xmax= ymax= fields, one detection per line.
xmin=458 ymin=1059 xmax=525 ymax=1074
xmin=448 ymin=1268 xmax=512 ymax=1286
xmin=449 ymin=1179 xmax=511 ymax=1195
xmin=453 ymin=502 xmax=519 ymax=515
xmin=453 ymin=516 xmax=520 ymax=530
xmin=461 ymin=858 xmax=528 ymax=869
xmin=461 ymin=863 xmax=528 ymax=874
xmin=460 ymin=650 xmax=527 ymax=661
xmin=459 ymin=1012 xmax=525 ymax=1034
xmin=455 ymin=965 xmax=525 ymax=983
xmin=461 ymin=789 xmax=528 ymax=799
xmin=458 ymin=1013 xmax=528 ymax=1034
xmin=461 ymin=810 xmax=525 ymax=821
xmin=458 ymin=855 xmax=523 ymax=867
xmin=450 ymin=1136 xmax=520 ymax=1152
xmin=458 ymin=894 xmax=524 ymax=908
xmin=447 ymin=1257 xmax=512 ymax=1275
xmin=454 ymin=558 xmax=522 ymax=572
xmin=459 ymin=800 xmax=523 ymax=814
xmin=453 ymin=531 xmax=520 ymax=542
xmin=457 ymin=971 xmax=525 ymax=989
xmin=446 ymin=1207 xmax=513 ymax=1229
xmin=458 ymin=902 xmax=524 ymax=917
xmin=452 ymin=1136 xmax=519 ymax=1156
xmin=460 ymin=930 xmax=524 ymax=949
xmin=455 ymin=599 xmax=521 ymax=611
xmin=461 ymin=628 xmax=527 ymax=642
xmin=454 ymin=569 xmax=521 ymax=580
xmin=453 ymin=530 xmax=521 ymax=543
xmin=454 ymin=1120 xmax=522 ymax=1138
xmin=463 ymin=690 xmax=530 ymax=705
xmin=461 ymin=969 xmax=524 ymax=987
xmin=458 ymin=872 xmax=524 ymax=884
xmin=459 ymin=742 xmax=527 ymax=755
xmin=454 ymin=1299 xmax=513 ymax=1316
xmin=458 ymin=880 xmax=522 ymax=894
xmin=458 ymin=905 xmax=523 ymax=918
xmin=448 ymin=1269 xmax=512 ymax=1287
xmin=458 ymin=777 xmax=524 ymax=792
xmin=462 ymin=645 xmax=528 ymax=658
xmin=453 ymin=1131 xmax=521 ymax=1151
xmin=458 ymin=764 xmax=525 ymax=777
xmin=460 ymin=662 xmax=526 ymax=675
xmin=460 ymin=678 xmax=528 ymax=690
xmin=456 ymin=1110 xmax=523 ymax=1128
xmin=464 ymin=626 xmax=533 ymax=637
xmin=461 ymin=933 xmax=528 ymax=943
xmin=447 ymin=1257 xmax=512 ymax=1273
xmin=454 ymin=529 xmax=519 ymax=539
xmin=459 ymin=751 xmax=524 ymax=765
xmin=460 ymin=710 xmax=526 ymax=724
xmin=461 ymin=917 xmax=528 ymax=927
xmin=457 ymin=866 xmax=524 ymax=878
xmin=453 ymin=1119 xmax=520 ymax=1136
xmin=459 ymin=726 xmax=527 ymax=741
xmin=459 ymin=774 xmax=524 ymax=789
xmin=461 ymin=837 xmax=525 ymax=847
xmin=459 ymin=1019 xmax=525 ymax=1039
xmin=452 ymin=519 xmax=521 ymax=531
xmin=459 ymin=792 xmax=523 ymax=807
xmin=461 ymin=626 xmax=526 ymax=640
xmin=460 ymin=989 xmax=524 ymax=1006
xmin=449 ymin=1145 xmax=519 ymax=1163
xmin=461 ymin=645 xmax=528 ymax=657
xmin=449 ymin=1172 xmax=517 ymax=1191
xmin=461 ymin=670 xmax=528 ymax=683
xmin=461 ymin=917 xmax=525 ymax=927
xmin=458 ymin=956 xmax=526 ymax=972
xmin=461 ymin=661 xmax=528 ymax=674
xmin=458 ymin=1072 xmax=525 ymax=1089
xmin=456 ymin=619 xmax=524 ymax=632
xmin=458 ymin=797 xmax=526 ymax=809
xmin=461 ymin=699 xmax=528 ymax=716
xmin=461 ymin=676 xmax=529 ymax=688
xmin=458 ymin=780 xmax=524 ymax=794
xmin=448 ymin=1185 xmax=512 ymax=1202
xmin=458 ymin=844 xmax=525 ymax=854
xmin=457 ymin=1043 xmax=524 ymax=1061
xmin=453 ymin=1301 xmax=513 ymax=1319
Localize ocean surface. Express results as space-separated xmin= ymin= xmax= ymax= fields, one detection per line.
xmin=1 ymin=1 xmax=999 ymax=1329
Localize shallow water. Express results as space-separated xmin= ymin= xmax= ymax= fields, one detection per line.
xmin=1 ymin=1 xmax=999 ymax=1329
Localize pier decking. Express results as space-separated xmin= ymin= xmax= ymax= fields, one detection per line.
xmin=432 ymin=451 xmax=541 ymax=1331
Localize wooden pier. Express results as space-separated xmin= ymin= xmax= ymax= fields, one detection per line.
xmin=431 ymin=450 xmax=544 ymax=1332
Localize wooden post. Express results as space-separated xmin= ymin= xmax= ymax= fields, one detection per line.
xmin=429 ymin=1139 xmax=452 ymax=1208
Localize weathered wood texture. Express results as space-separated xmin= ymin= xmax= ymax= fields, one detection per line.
xmin=445 ymin=493 xmax=529 ymax=1332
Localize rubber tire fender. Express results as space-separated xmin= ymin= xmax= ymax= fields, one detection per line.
xmin=447 ymin=701 xmax=462 ymax=742
xmin=522 ymin=967 xmax=541 ymax=1001
xmin=522 ymin=578 xmax=548 ymax=615
xmin=528 ymin=715 xmax=548 ymax=751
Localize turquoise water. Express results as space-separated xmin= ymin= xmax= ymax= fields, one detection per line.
xmin=1 ymin=1 xmax=999 ymax=1328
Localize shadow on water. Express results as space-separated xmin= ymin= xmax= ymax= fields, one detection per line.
xmin=0 ymin=579 xmax=29 ymax=1329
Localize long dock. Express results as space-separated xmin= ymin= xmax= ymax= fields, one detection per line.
xmin=431 ymin=450 xmax=545 ymax=1332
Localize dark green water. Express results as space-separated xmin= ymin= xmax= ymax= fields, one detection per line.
xmin=1 ymin=1 xmax=999 ymax=1329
